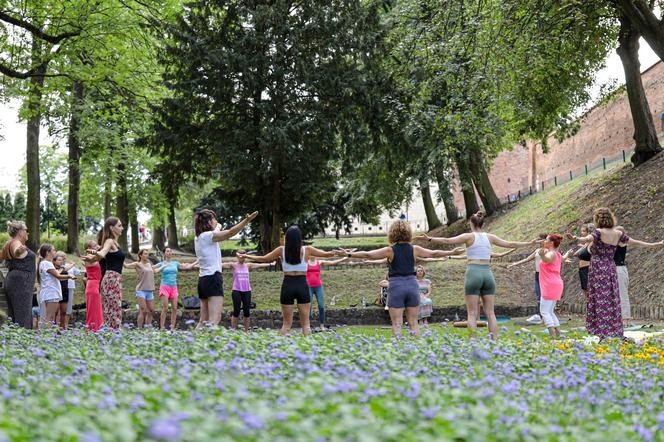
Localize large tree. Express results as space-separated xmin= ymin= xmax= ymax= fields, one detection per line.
xmin=154 ymin=0 xmax=389 ymax=252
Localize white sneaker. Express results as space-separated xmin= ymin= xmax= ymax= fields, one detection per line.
xmin=526 ymin=314 xmax=542 ymax=324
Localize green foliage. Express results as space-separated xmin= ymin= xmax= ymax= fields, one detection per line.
xmin=152 ymin=0 xmax=396 ymax=249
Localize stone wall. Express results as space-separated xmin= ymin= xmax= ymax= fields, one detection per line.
xmin=452 ymin=61 xmax=664 ymax=213
xmin=67 ymin=305 xmax=539 ymax=330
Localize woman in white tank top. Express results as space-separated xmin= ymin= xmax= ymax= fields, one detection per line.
xmin=418 ymin=211 xmax=538 ymax=337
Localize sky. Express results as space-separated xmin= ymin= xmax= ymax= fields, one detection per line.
xmin=0 ymin=40 xmax=661 ymax=194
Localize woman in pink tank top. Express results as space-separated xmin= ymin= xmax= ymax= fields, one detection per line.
xmin=538 ymin=234 xmax=573 ymax=338
xmin=222 ymin=250 xmax=274 ymax=331
xmin=306 ymin=256 xmax=348 ymax=331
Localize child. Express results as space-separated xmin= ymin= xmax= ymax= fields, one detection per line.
xmin=538 ymin=234 xmax=573 ymax=338
xmin=222 ymin=251 xmax=273 ymax=331
xmin=154 ymin=247 xmax=198 ymax=331
xmin=38 ymin=244 xmax=75 ymax=327
xmin=83 ymin=240 xmax=104 ymax=331
xmin=416 ymin=266 xmax=433 ymax=325
xmin=124 ymin=249 xmax=160 ymax=329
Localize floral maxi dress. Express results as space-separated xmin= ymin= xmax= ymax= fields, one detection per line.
xmin=586 ymin=229 xmax=629 ymax=338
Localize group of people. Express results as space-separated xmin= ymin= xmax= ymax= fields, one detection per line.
xmin=1 ymin=206 xmax=660 ymax=339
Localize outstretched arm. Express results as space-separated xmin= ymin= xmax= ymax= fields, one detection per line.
xmin=180 ymin=260 xmax=199 ymax=270
xmin=416 ymin=232 xmax=473 ymax=246
xmin=47 ymin=269 xmax=76 ymax=281
xmin=238 ymin=247 xmax=282 ymax=263
xmin=507 ymin=251 xmax=537 ymax=268
xmin=413 ymin=245 xmax=465 ymax=260
xmin=307 ymin=246 xmax=338 ymax=259
xmin=492 ymin=248 xmax=516 ymax=258
xmin=346 ymin=258 xmax=388 ymax=266
xmin=488 ymin=234 xmax=539 ymax=249
xmin=211 ymin=211 xmax=258 ymax=242
xmin=567 ymin=232 xmax=593 ymax=244
xmin=319 ymin=257 xmax=348 ymax=266
xmin=247 ymin=262 xmax=275 ymax=269
xmin=338 ymin=246 xmax=392 ymax=260
xmin=417 ymin=256 xmax=450 ymax=262
xmin=626 ymin=238 xmax=664 ymax=248
xmin=221 ymin=262 xmax=234 ymax=270
xmin=123 ymin=262 xmax=138 ymax=270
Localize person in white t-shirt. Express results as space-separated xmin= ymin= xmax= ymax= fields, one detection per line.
xmin=37 ymin=244 xmax=76 ymax=327
xmin=193 ymin=209 xmax=258 ymax=328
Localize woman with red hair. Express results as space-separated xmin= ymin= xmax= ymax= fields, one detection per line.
xmin=538 ymin=234 xmax=572 ymax=338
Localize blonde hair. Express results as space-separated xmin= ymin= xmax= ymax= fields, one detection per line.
xmin=6 ymin=220 xmax=26 ymax=237
xmin=416 ymin=265 xmax=425 ymax=276
xmin=388 ymin=220 xmax=412 ymax=244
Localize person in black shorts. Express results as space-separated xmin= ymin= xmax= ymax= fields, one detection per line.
xmin=239 ymin=226 xmax=337 ymax=336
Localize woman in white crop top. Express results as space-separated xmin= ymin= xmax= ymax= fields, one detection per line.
xmin=418 ymin=211 xmax=538 ymax=337
xmin=239 ymin=225 xmax=338 ymax=336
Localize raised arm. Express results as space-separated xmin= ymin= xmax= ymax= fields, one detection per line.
xmin=488 ymin=234 xmax=539 ymax=249
xmin=238 ymin=246 xmax=282 ymax=263
xmin=625 ymin=238 xmax=664 ymax=248
xmin=86 ymin=239 xmax=116 ymax=262
xmin=538 ymin=247 xmax=557 ymax=264
xmin=416 ymin=232 xmax=474 ymax=246
xmin=413 ymin=245 xmax=465 ymax=260
xmin=319 ymin=257 xmax=348 ymax=266
xmin=211 ymin=211 xmax=258 ymax=242
xmin=506 ymin=250 xmax=537 ymax=268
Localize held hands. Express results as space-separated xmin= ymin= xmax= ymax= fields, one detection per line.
xmin=565 ymin=231 xmax=577 ymax=241
xmin=451 ymin=247 xmax=465 ymax=255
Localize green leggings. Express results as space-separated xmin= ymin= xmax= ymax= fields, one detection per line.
xmin=464 ymin=264 xmax=496 ymax=296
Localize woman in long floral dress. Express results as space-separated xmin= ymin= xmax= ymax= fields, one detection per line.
xmin=572 ymin=208 xmax=663 ymax=340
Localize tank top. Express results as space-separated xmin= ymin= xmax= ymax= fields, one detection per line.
xmin=281 ymin=247 xmax=308 ymax=273
xmin=6 ymin=248 xmax=36 ymax=273
xmin=466 ymin=233 xmax=492 ymax=260
xmin=101 ymin=248 xmax=125 ymax=276
xmin=534 ymin=252 xmax=542 ymax=272
xmin=578 ymin=246 xmax=591 ymax=261
xmin=389 ymin=243 xmax=415 ymax=277
xmin=232 ymin=263 xmax=251 ymax=291
xmin=539 ymin=251 xmax=563 ymax=301
xmin=135 ymin=262 xmax=155 ymax=291
xmin=306 ymin=262 xmax=322 ymax=287
xmin=614 ymin=246 xmax=627 ymax=266
xmin=85 ymin=263 xmax=102 ymax=282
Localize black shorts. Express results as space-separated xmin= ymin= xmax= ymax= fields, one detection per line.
xmin=280 ymin=276 xmax=310 ymax=305
xmin=578 ymin=267 xmax=589 ymax=291
xmin=59 ymin=286 xmax=69 ymax=304
xmin=197 ymin=272 xmax=224 ymax=299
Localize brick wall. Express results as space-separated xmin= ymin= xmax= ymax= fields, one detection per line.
xmin=453 ymin=61 xmax=664 ymax=213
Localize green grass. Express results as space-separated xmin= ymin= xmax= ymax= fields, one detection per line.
xmin=487 ymin=162 xmax=627 ymax=240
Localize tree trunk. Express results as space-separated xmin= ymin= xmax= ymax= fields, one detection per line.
xmin=617 ymin=13 xmax=663 ymax=165
xmin=152 ymin=226 xmax=166 ymax=251
xmin=25 ymin=42 xmax=47 ymax=251
xmin=259 ymin=181 xmax=281 ymax=253
xmin=167 ymin=202 xmax=179 ymax=250
xmin=418 ymin=176 xmax=442 ymax=231
xmin=66 ymin=80 xmax=85 ymax=255
xmin=434 ymin=163 xmax=460 ymax=225
xmin=455 ymin=155 xmax=480 ymax=218
xmin=615 ymin=0 xmax=664 ymax=62
xmin=116 ymin=161 xmax=129 ymax=251
xmin=103 ymin=180 xmax=112 ymax=220
xmin=469 ymin=146 xmax=501 ymax=215
xmin=129 ymin=201 xmax=139 ymax=254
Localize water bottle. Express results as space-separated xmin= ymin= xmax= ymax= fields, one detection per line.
xmin=455 ymin=312 xmax=460 ymax=321
xmin=361 ymin=296 xmax=367 ymax=308
xmin=330 ymin=296 xmax=336 ymax=306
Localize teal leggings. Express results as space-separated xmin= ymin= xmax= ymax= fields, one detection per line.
xmin=309 ymin=286 xmax=325 ymax=325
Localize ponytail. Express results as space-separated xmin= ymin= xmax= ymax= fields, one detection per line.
xmin=470 ymin=211 xmax=485 ymax=229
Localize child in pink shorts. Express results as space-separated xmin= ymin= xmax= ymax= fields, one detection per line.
xmin=155 ymin=247 xmax=198 ymax=330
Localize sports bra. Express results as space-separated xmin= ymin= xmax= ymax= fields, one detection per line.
xmin=466 ymin=233 xmax=492 ymax=260
xmin=282 ymin=247 xmax=308 ymax=273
